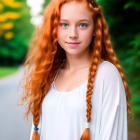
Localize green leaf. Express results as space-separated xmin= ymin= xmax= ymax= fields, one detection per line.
xmin=131 ymin=94 xmax=140 ymax=103
xmin=131 ymin=104 xmax=140 ymax=113
xmin=0 ymin=46 xmax=11 ymax=57
xmin=128 ymin=33 xmax=140 ymax=46
xmin=123 ymin=1 xmax=136 ymax=10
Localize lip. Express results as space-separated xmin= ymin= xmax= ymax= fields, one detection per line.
xmin=66 ymin=42 xmax=80 ymax=47
xmin=67 ymin=42 xmax=80 ymax=44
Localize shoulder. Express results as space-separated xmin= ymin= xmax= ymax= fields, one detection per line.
xmin=95 ymin=61 xmax=124 ymax=98
xmin=96 ymin=61 xmax=126 ymax=109
xmin=91 ymin=61 xmax=126 ymax=109
xmin=97 ymin=61 xmax=122 ymax=82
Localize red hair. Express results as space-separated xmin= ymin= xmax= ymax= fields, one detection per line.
xmin=17 ymin=0 xmax=134 ymax=139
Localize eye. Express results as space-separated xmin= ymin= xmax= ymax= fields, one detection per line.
xmin=59 ymin=23 xmax=88 ymax=28
xmin=79 ymin=23 xmax=88 ymax=28
xmin=60 ymin=23 xmax=68 ymax=27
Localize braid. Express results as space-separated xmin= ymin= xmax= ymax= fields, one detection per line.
xmin=86 ymin=16 xmax=102 ymax=122
xmin=80 ymin=16 xmax=102 ymax=140
xmin=31 ymin=8 xmax=63 ymax=140
xmin=80 ymin=2 xmax=134 ymax=139
xmin=100 ymin=13 xmax=134 ymax=121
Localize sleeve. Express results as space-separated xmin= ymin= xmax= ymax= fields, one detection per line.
xmin=98 ymin=63 xmax=128 ymax=140
xmin=29 ymin=112 xmax=42 ymax=140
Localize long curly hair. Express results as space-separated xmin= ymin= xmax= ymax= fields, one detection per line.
xmin=17 ymin=0 xmax=134 ymax=139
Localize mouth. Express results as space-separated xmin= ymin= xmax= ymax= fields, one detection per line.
xmin=66 ymin=42 xmax=80 ymax=47
xmin=66 ymin=42 xmax=80 ymax=44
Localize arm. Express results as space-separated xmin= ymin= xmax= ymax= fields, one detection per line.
xmin=99 ymin=105 xmax=127 ymax=140
xmin=98 ymin=63 xmax=128 ymax=140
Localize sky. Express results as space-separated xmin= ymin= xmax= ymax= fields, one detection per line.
xmin=26 ymin=0 xmax=45 ymax=26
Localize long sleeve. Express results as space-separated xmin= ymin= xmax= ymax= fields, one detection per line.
xmin=99 ymin=105 xmax=127 ymax=140
xmin=96 ymin=62 xmax=128 ymax=140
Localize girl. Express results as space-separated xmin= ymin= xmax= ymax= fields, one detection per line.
xmin=18 ymin=0 xmax=134 ymax=139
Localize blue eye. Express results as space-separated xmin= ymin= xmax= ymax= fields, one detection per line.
xmin=60 ymin=23 xmax=88 ymax=28
xmin=79 ymin=23 xmax=87 ymax=28
xmin=61 ymin=23 xmax=68 ymax=27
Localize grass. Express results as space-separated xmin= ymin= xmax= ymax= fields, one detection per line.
xmin=0 ymin=67 xmax=18 ymax=78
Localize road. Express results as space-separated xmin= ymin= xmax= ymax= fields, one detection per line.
xmin=0 ymin=66 xmax=31 ymax=140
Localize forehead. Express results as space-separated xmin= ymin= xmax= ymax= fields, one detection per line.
xmin=60 ymin=1 xmax=92 ymax=21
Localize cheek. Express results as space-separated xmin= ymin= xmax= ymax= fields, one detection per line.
xmin=80 ymin=30 xmax=93 ymax=43
xmin=57 ymin=28 xmax=66 ymax=42
xmin=57 ymin=28 xmax=67 ymax=50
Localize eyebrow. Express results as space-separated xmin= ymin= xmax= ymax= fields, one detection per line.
xmin=60 ymin=19 xmax=90 ymax=22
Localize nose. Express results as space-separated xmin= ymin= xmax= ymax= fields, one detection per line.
xmin=69 ymin=26 xmax=78 ymax=39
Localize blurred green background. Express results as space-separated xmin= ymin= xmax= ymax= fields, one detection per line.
xmin=0 ymin=0 xmax=140 ymax=139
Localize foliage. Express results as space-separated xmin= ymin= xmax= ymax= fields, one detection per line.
xmin=0 ymin=0 xmax=21 ymax=39
xmin=0 ymin=0 xmax=35 ymax=66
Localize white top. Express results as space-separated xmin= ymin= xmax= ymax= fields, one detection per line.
xmin=30 ymin=60 xmax=128 ymax=140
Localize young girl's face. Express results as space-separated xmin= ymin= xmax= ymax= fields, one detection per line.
xmin=57 ymin=1 xmax=94 ymax=56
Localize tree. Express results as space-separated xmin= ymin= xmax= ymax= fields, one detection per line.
xmin=0 ymin=0 xmax=21 ymax=39
xmin=0 ymin=0 xmax=35 ymax=66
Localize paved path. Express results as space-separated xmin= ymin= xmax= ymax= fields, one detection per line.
xmin=0 ymin=66 xmax=31 ymax=140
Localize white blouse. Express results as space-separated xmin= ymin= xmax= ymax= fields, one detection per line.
xmin=30 ymin=60 xmax=128 ymax=140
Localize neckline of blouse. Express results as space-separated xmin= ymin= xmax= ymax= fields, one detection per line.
xmin=52 ymin=60 xmax=108 ymax=94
